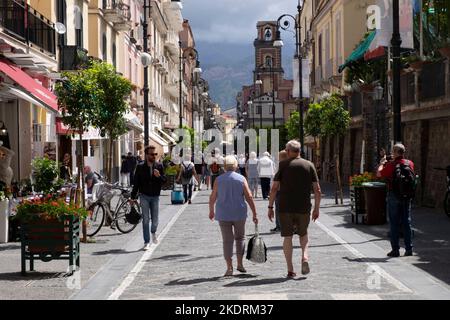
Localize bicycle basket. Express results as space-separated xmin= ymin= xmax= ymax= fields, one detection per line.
xmin=125 ymin=205 xmax=142 ymax=225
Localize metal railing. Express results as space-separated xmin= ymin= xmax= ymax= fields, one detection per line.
xmin=102 ymin=0 xmax=131 ymax=21
xmin=0 ymin=0 xmax=56 ymax=55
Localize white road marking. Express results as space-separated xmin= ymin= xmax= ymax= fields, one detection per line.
xmin=315 ymin=220 xmax=413 ymax=293
xmin=108 ymin=192 xmax=199 ymax=300
xmin=331 ymin=293 xmax=381 ymax=300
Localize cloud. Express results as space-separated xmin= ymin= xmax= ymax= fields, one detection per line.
xmin=182 ymin=0 xmax=299 ymax=44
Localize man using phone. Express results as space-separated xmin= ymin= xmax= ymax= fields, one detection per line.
xmin=131 ymin=146 xmax=167 ymax=250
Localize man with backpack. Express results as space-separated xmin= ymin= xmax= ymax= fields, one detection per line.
xmin=177 ymin=154 xmax=200 ymax=204
xmin=377 ymin=143 xmax=416 ymax=258
xmin=208 ymin=149 xmax=224 ymax=188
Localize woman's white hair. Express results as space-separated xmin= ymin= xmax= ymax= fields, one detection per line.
xmin=224 ymin=155 xmax=238 ymax=171
xmin=249 ymin=151 xmax=257 ymax=159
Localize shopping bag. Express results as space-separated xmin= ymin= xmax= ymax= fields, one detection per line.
xmin=246 ymin=224 xmax=267 ymax=263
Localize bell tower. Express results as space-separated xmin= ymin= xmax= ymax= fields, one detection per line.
xmin=253 ymin=21 xmax=284 ymax=94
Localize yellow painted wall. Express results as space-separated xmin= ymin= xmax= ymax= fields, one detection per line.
xmin=29 ymin=0 xmax=54 ymax=21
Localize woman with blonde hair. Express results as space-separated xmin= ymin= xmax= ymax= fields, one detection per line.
xmin=209 ymin=155 xmax=258 ymax=276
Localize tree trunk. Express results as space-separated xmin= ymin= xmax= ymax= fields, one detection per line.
xmin=335 ymin=136 xmax=344 ymax=205
xmin=108 ymin=138 xmax=114 ymax=183
xmin=78 ymin=125 xmax=87 ymax=242
xmin=314 ymin=137 xmax=321 ymax=179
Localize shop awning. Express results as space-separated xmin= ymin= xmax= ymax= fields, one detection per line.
xmin=150 ymin=130 xmax=169 ymax=154
xmin=338 ymin=31 xmax=377 ymax=73
xmin=0 ymin=58 xmax=58 ymax=112
xmin=157 ymin=128 xmax=177 ymax=144
xmin=124 ymin=111 xmax=144 ymax=133
xmin=56 ymin=117 xmax=71 ymax=135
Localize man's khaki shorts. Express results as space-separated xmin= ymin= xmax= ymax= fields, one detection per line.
xmin=279 ymin=213 xmax=310 ymax=237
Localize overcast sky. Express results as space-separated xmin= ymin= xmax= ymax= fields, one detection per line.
xmin=182 ymin=0 xmax=300 ymax=44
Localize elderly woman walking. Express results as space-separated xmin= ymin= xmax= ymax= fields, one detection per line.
xmin=209 ymin=155 xmax=258 ymax=277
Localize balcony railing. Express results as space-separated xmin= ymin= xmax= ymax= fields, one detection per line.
xmin=102 ymin=0 xmax=132 ymax=30
xmin=0 ymin=0 xmax=56 ymax=55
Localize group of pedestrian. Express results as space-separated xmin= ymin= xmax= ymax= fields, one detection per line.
xmin=120 ymin=152 xmax=139 ymax=187
xmin=209 ymin=140 xmax=321 ymax=278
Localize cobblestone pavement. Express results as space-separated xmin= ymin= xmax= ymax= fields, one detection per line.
xmin=1 ymin=184 xmax=450 ymax=300
xmin=114 ymin=186 xmax=450 ymax=300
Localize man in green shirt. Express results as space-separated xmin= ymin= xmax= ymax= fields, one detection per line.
xmin=268 ymin=140 xmax=321 ymax=278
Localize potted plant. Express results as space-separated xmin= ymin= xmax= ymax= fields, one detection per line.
xmin=14 ymin=157 xmax=88 ymax=274
xmin=349 ymin=172 xmax=379 ymax=223
xmin=162 ymin=158 xmax=179 ymax=190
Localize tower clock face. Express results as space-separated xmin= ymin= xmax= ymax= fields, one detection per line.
xmin=264 ymin=28 xmax=272 ymax=41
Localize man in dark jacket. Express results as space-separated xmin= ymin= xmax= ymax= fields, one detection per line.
xmin=126 ymin=152 xmax=137 ymax=186
xmin=131 ymin=146 xmax=167 ymax=250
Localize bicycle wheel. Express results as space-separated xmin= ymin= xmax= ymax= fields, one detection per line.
xmin=445 ymin=192 xmax=450 ymax=218
xmin=115 ymin=200 xmax=140 ymax=234
xmin=86 ymin=203 xmax=106 ymax=237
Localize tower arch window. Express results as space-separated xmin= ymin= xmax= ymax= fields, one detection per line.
xmin=264 ymin=27 xmax=272 ymax=41
xmin=265 ymin=55 xmax=273 ymax=68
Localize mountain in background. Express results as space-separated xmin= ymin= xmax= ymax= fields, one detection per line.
xmin=197 ymin=42 xmax=295 ymax=111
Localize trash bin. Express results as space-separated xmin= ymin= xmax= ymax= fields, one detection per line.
xmin=362 ymin=182 xmax=387 ymax=225
xmin=0 ymin=199 xmax=9 ymax=243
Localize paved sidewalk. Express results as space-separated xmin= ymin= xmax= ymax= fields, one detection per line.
xmin=1 ymin=183 xmax=450 ymax=300
xmin=114 ymin=186 xmax=450 ymax=300
xmin=0 ymin=191 xmax=175 ymax=300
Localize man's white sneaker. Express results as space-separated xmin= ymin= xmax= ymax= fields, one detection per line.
xmin=143 ymin=243 xmax=151 ymax=251
xmin=152 ymin=234 xmax=158 ymax=244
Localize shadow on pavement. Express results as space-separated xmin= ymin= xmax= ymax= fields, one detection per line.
xmin=0 ymin=244 xmax=21 ymax=251
xmin=0 ymin=271 xmax=66 ymax=281
xmin=223 ymin=276 xmax=305 ymax=287
xmin=342 ymin=256 xmax=391 ymax=263
xmin=320 ymin=181 xmax=450 ymax=286
xmin=92 ymin=249 xmax=141 ymax=255
xmin=180 ymin=255 xmax=222 ymax=263
xmin=165 ymin=276 xmax=224 ymax=286
xmin=153 ymin=254 xmax=191 ymax=261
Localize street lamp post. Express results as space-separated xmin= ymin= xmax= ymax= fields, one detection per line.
xmin=391 ymin=0 xmax=402 ymax=143
xmin=274 ymin=0 xmax=304 ymax=156
xmin=179 ymin=44 xmax=201 ymax=130
xmin=142 ymin=0 xmax=151 ymax=146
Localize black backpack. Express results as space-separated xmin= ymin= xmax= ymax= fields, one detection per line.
xmin=182 ymin=162 xmax=194 ymax=180
xmin=392 ymin=160 xmax=416 ymax=200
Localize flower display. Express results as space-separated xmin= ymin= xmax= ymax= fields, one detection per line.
xmin=14 ymin=195 xmax=88 ymax=223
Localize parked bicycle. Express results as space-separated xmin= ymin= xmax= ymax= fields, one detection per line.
xmin=434 ymin=166 xmax=450 ymax=218
xmin=85 ymin=174 xmax=141 ymax=236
